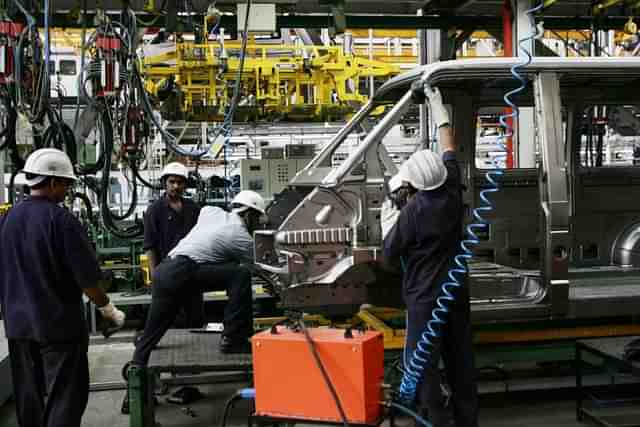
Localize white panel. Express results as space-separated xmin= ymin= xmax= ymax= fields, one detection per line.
xmin=237 ymin=3 xmax=276 ymax=33
xmin=240 ymin=159 xmax=270 ymax=200
xmin=269 ymin=159 xmax=297 ymax=196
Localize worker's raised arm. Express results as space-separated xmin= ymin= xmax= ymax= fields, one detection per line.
xmin=439 ymin=125 xmax=456 ymax=154
xmin=424 ymin=85 xmax=456 ymax=153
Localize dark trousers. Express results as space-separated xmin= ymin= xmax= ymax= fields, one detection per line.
xmin=8 ymin=339 xmax=89 ymax=427
xmin=133 ymin=256 xmax=253 ymax=365
xmin=174 ymin=290 xmax=205 ymax=328
xmin=405 ymin=297 xmax=478 ymax=427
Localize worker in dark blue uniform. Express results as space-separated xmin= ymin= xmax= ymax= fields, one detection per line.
xmin=0 ymin=148 xmax=126 ymax=427
xmin=143 ymin=162 xmax=202 ymax=327
xmin=383 ymin=86 xmax=479 ymax=427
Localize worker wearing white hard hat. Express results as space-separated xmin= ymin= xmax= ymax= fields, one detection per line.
xmin=144 ymin=161 xmax=199 ymax=275
xmin=143 ymin=161 xmax=201 ymax=291
xmin=382 ymin=86 xmax=479 ymax=427
xmin=130 ymin=190 xmax=268 ymax=370
xmin=1 ymin=148 xmax=125 ymax=427
xmin=137 ymin=160 xmax=202 ymax=406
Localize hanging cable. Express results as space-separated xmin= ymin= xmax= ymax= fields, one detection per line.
xmin=299 ymin=320 xmax=350 ymax=427
xmin=73 ymin=0 xmax=88 ymax=132
xmin=396 ymin=0 xmax=544 ymax=410
xmin=97 ymin=109 xmax=144 ymax=239
xmin=135 ymin=0 xmax=251 ymax=161
xmin=43 ymin=109 xmax=77 ymax=163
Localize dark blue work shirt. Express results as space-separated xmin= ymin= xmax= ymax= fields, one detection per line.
xmin=143 ymin=195 xmax=200 ymax=262
xmin=383 ymin=151 xmax=466 ymax=306
xmin=0 ymin=196 xmax=101 ymax=343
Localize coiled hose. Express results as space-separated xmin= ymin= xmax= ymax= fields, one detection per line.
xmin=395 ymin=1 xmax=544 ymax=421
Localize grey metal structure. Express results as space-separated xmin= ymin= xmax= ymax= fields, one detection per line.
xmin=255 ymin=57 xmax=640 ymax=322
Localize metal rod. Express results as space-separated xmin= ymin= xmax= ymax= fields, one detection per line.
xmin=324 ymin=89 xmax=414 ymax=185
xmin=302 ymin=100 xmax=374 ymax=171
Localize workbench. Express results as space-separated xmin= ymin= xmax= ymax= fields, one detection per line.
xmin=576 ymin=336 xmax=640 ymax=427
xmin=86 ymin=287 xmax=274 ymax=334
xmin=127 ymin=329 xmax=253 ymax=427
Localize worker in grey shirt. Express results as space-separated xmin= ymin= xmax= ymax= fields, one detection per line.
xmin=131 ymin=190 xmax=266 ymax=363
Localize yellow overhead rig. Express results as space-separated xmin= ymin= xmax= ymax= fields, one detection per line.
xmin=141 ymin=38 xmax=401 ymax=122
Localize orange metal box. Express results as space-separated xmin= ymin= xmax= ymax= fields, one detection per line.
xmin=252 ymin=327 xmax=384 ymax=424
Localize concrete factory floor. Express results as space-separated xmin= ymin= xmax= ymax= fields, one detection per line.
xmin=0 ymin=332 xmax=635 ymax=427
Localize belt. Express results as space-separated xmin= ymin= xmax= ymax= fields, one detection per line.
xmin=170 ymin=254 xmax=194 ymax=262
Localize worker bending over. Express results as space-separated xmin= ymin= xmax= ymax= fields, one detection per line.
xmin=143 ymin=162 xmax=202 ymax=326
xmin=383 ymin=86 xmax=479 ymax=427
xmin=0 ymin=149 xmax=125 ymax=427
xmin=132 ymin=190 xmax=267 ymax=365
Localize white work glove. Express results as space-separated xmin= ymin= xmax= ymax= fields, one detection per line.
xmin=424 ymin=84 xmax=450 ymax=128
xmin=98 ymin=302 xmax=126 ymax=327
xmin=381 ymin=199 xmax=401 ymax=240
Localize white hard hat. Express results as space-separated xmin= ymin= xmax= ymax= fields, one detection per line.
xmin=22 ymin=148 xmax=77 ymax=187
xmin=388 ymin=175 xmax=403 ymax=193
xmin=231 ymin=190 xmax=266 ymax=215
xmin=160 ymin=162 xmax=189 ymax=180
xmin=397 ymin=149 xmax=448 ymax=191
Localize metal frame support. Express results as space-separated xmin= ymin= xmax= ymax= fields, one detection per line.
xmin=514 ymin=0 xmax=538 ymax=169
xmin=534 ymin=72 xmax=570 ymax=316
xmin=127 ymin=365 xmax=157 ymax=427
xmin=417 ymin=9 xmax=430 ymax=148
xmin=324 ymin=89 xmax=414 ymax=186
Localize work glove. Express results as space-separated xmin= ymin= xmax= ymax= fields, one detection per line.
xmin=381 ymin=199 xmax=401 ymax=241
xmin=98 ymin=302 xmax=126 ymax=338
xmin=424 ymin=84 xmax=450 ymax=128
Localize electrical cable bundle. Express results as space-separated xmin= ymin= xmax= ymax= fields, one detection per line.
xmin=12 ymin=0 xmax=48 ymax=123
xmin=135 ymin=0 xmax=252 ymax=161
xmin=96 ymin=109 xmax=144 ymax=238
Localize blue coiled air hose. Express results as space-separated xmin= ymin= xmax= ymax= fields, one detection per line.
xmin=394 ymin=1 xmax=544 ymax=422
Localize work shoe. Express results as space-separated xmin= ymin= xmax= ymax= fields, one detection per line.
xmin=167 ymin=386 xmax=204 ymax=405
xmin=219 ymin=335 xmax=251 ymax=354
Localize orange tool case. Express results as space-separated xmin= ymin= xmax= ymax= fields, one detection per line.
xmin=252 ymin=326 xmax=384 ymax=424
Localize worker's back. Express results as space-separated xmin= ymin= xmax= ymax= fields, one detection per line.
xmin=384 ymin=151 xmax=465 ymax=305
xmin=168 ymin=206 xmax=254 ymax=264
xmin=0 ymin=196 xmax=100 ymax=343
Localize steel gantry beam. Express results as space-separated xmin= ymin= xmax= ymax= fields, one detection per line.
xmin=44 ymin=13 xmax=640 ymax=30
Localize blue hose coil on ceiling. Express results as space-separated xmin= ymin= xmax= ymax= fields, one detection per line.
xmin=395 ymin=0 xmax=544 ymax=414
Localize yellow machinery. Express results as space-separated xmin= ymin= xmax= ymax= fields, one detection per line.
xmin=141 ymin=38 xmax=401 ymax=122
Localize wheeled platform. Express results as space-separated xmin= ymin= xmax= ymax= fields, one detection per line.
xmin=127 ymin=330 xmax=252 ymax=427
xmin=576 ymin=336 xmax=640 ymax=427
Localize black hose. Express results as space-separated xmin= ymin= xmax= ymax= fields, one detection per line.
xmin=298 ymin=320 xmax=350 ymax=427
xmin=73 ymin=191 xmax=95 ymax=225
xmin=43 ymin=110 xmax=78 ymax=164
xmin=8 ymin=169 xmax=20 ymax=204
xmin=0 ymin=95 xmax=15 ymax=151
xmin=109 ymin=167 xmax=138 ymax=221
xmin=130 ymin=161 xmax=162 ymax=190
xmin=219 ymin=393 xmax=243 ymax=427
xmin=98 ymin=110 xmax=143 ymax=239
xmin=76 ymin=107 xmax=106 ymax=175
